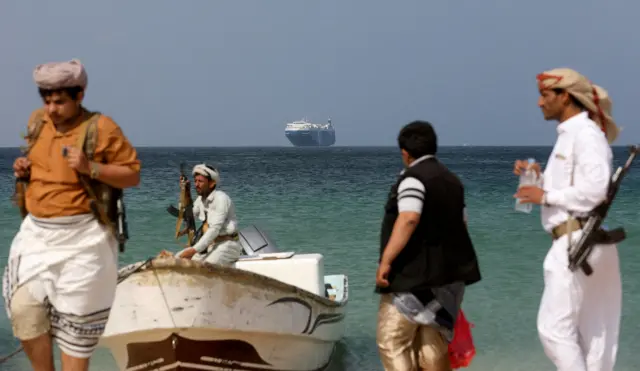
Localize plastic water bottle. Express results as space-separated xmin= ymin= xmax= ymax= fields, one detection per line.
xmin=515 ymin=158 xmax=537 ymax=214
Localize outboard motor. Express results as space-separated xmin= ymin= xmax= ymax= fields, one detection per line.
xmin=238 ymin=225 xmax=281 ymax=256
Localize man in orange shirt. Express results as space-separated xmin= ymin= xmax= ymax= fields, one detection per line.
xmin=2 ymin=59 xmax=141 ymax=371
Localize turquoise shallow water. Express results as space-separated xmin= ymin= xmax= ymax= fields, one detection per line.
xmin=1 ymin=146 xmax=640 ymax=370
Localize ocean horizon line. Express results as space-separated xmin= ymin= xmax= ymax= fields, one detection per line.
xmin=0 ymin=144 xmax=636 ymax=149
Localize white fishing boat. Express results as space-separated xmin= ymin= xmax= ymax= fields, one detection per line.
xmin=99 ymin=225 xmax=349 ymax=371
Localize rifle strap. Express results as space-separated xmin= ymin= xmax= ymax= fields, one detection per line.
xmin=175 ymin=183 xmax=186 ymax=238
xmin=567 ymin=136 xmax=577 ymax=252
xmin=12 ymin=110 xmax=44 ymax=218
xmin=22 ymin=109 xmax=99 ymax=158
xmin=21 ymin=110 xmax=46 ymax=156
xmin=75 ymin=112 xmax=101 ymax=177
xmin=74 ymin=113 xmax=113 ymax=232
xmin=82 ymin=112 xmax=99 ymax=161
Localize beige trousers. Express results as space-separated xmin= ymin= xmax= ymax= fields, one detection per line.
xmin=377 ymin=294 xmax=451 ymax=371
xmin=192 ymin=240 xmax=243 ymax=266
xmin=3 ymin=214 xmax=118 ymax=359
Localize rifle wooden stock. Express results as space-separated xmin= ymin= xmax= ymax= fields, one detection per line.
xmin=13 ymin=178 xmax=29 ymax=219
xmin=173 ymin=166 xmax=197 ymax=247
xmin=175 ymin=184 xmax=185 ymax=238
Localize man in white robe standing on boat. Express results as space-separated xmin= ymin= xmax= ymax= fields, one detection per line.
xmin=175 ymin=164 xmax=243 ymax=266
xmin=2 ymin=59 xmax=141 ymax=371
xmin=514 ymin=68 xmax=622 ymax=371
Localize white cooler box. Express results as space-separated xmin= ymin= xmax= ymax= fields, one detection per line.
xmin=234 ymin=253 xmax=325 ymax=296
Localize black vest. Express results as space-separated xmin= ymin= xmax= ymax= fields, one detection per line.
xmin=376 ymin=158 xmax=482 ymax=294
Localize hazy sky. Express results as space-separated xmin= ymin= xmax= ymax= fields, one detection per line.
xmin=1 ymin=0 xmax=638 ymax=147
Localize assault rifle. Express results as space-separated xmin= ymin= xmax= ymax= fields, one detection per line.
xmin=12 ymin=177 xmax=29 ymax=219
xmin=568 ymin=145 xmax=639 ymax=275
xmin=166 ymin=205 xmax=204 ymax=246
xmin=115 ymin=190 xmax=129 ymax=252
xmin=166 ymin=162 xmax=199 ymax=246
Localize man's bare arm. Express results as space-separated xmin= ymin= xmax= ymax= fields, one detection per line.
xmin=380 ymin=212 xmax=420 ymax=265
xmin=91 ymin=163 xmax=140 ymax=189
xmin=91 ymin=117 xmax=141 ymax=189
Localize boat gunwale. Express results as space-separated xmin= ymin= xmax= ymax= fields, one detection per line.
xmin=120 ymin=257 xmax=348 ymax=308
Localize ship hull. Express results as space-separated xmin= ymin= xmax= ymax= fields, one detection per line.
xmin=285 ymin=130 xmax=335 ymax=147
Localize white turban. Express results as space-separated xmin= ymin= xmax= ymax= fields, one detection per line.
xmin=33 ymin=59 xmax=88 ymax=90
xmin=192 ymin=163 xmax=220 ymax=183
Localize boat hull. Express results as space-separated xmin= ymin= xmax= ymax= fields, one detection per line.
xmin=100 ymin=258 xmax=347 ymax=371
xmin=107 ymin=329 xmax=336 ymax=371
xmin=285 ymin=130 xmax=336 ymax=147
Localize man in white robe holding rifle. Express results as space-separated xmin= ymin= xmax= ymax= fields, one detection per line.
xmin=514 ymin=67 xmax=629 ymax=371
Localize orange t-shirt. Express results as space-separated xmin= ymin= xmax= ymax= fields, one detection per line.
xmin=25 ymin=108 xmax=141 ymax=218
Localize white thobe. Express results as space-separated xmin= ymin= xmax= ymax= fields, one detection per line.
xmin=538 ymin=112 xmax=621 ymax=371
xmin=189 ymin=189 xmax=242 ymax=266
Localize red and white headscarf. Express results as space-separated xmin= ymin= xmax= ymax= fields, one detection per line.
xmin=537 ymin=68 xmax=619 ymax=144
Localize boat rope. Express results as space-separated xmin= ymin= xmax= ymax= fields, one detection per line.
xmin=152 ymin=266 xmax=179 ymax=329
xmin=117 ymin=257 xmax=178 ymax=327
xmin=117 ymin=257 xmax=154 ymax=284
xmin=0 ymin=346 xmax=23 ymax=365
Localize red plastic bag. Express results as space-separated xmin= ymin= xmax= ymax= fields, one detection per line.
xmin=448 ymin=309 xmax=476 ymax=369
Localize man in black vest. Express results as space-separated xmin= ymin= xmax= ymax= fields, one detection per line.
xmin=375 ymin=121 xmax=482 ymax=371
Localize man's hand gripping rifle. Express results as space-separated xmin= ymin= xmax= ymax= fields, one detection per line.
xmin=568 ymin=145 xmax=640 ymax=275
xmin=166 ymin=162 xmax=201 ymax=247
